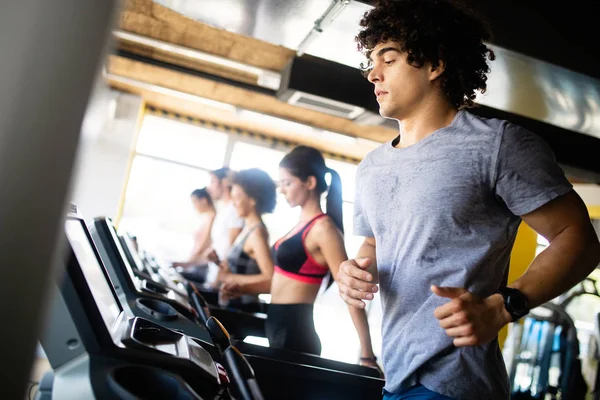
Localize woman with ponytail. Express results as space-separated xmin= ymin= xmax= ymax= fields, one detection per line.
xmin=222 ymin=146 xmax=380 ymax=373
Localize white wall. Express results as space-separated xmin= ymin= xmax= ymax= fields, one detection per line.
xmin=69 ymin=81 xmax=142 ymax=220
xmin=574 ymin=184 xmax=600 ymax=207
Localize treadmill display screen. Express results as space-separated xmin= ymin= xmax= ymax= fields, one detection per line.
xmin=65 ymin=220 xmax=121 ymax=331
xmin=120 ymin=234 xmax=145 ymax=273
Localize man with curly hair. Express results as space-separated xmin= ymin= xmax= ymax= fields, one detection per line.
xmin=337 ymin=0 xmax=600 ymax=399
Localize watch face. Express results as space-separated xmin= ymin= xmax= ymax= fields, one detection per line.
xmin=508 ymin=295 xmax=527 ymax=314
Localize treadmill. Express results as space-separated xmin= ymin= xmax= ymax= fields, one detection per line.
xmin=42 ymin=212 xmax=385 ymax=398
xmin=118 ymin=232 xmax=188 ymax=297
xmin=116 ymin=223 xmax=382 ymax=379
xmin=120 ymin=230 xmax=267 ymax=314
xmin=92 ymin=217 xmax=265 ymax=340
xmin=40 ymin=212 xmax=263 ymax=399
xmin=138 ymin=246 xmax=221 ymax=308
xmin=89 ymin=217 xmax=212 ymax=342
xmin=187 ymin=284 xmax=382 ymax=379
xmin=115 ymin=225 xmax=382 ymax=379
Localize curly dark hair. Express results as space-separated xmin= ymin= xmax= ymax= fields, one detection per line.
xmin=356 ymin=0 xmax=495 ymax=108
xmin=231 ymin=168 xmax=277 ymax=215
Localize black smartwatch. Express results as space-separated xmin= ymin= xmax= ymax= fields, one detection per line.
xmin=496 ymin=287 xmax=529 ymax=322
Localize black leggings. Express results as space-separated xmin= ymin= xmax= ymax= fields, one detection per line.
xmin=265 ymin=303 xmax=321 ymax=356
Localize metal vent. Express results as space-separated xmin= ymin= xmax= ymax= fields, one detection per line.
xmin=287 ymin=91 xmax=364 ymax=119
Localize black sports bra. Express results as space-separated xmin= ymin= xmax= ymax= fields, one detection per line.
xmin=272 ymin=214 xmax=328 ymax=285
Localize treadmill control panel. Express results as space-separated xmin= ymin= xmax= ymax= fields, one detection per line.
xmin=123 ymin=317 xmax=220 ymax=383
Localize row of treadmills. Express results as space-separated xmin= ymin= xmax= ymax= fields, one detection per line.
xmin=37 ymin=205 xmax=385 ymax=399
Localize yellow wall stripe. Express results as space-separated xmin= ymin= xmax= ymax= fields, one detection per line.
xmin=498 ymin=223 xmax=538 ymax=348
xmin=588 ymin=205 xmax=600 ymax=219
xmin=114 ymin=101 xmax=146 ymax=228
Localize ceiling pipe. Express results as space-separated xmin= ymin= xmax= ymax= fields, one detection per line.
xmin=296 ymin=0 xmax=351 ymax=57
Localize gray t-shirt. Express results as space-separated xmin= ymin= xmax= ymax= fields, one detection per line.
xmin=353 ymin=110 xmax=572 ymax=399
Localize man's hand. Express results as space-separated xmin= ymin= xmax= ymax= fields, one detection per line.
xmin=432 ymin=286 xmax=512 ymax=347
xmin=338 ymin=258 xmax=379 ymax=309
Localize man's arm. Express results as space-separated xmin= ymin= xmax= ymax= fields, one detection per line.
xmin=510 ymin=190 xmax=600 ymax=308
xmin=433 ymin=191 xmax=600 ymax=347
xmin=338 ymin=237 xmax=379 ymax=309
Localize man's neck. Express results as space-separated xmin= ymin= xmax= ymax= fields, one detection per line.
xmin=395 ymin=100 xmax=458 ymax=148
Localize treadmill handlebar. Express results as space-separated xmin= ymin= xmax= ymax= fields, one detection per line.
xmin=224 ymin=347 xmax=264 ymax=400
xmin=206 ymin=316 xmax=264 ymax=400
xmin=206 ymin=316 xmax=230 ymax=349
xmin=187 ymin=283 xmax=211 ymax=324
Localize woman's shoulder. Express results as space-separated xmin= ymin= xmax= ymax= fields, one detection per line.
xmin=311 ymin=215 xmax=342 ymax=239
xmin=248 ymin=223 xmax=270 ymax=243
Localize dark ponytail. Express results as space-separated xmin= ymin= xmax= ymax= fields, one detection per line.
xmin=325 ymin=168 xmax=344 ymax=234
xmin=279 ymin=146 xmax=344 ymax=233
xmin=191 ymin=187 xmax=213 ymax=207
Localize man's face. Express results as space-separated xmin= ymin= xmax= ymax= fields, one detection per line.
xmin=367 ymin=41 xmax=434 ymax=120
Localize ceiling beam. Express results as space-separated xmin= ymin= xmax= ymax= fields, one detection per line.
xmin=106 ymin=55 xmax=397 ymax=144
xmin=106 ymin=76 xmax=376 ymax=162
xmin=119 ymin=0 xmax=295 ymax=72
xmin=115 ymin=38 xmax=259 ymax=87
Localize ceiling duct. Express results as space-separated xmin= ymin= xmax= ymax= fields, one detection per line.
xmin=278 ymin=54 xmax=379 ymax=120
xmin=296 ymin=0 xmax=352 ymax=57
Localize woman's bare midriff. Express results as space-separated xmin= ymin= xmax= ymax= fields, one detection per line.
xmin=270 ymin=271 xmax=321 ymax=304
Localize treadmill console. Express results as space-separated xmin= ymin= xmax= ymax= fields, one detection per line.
xmin=120 ymin=232 xmax=188 ymax=296
xmin=122 ymin=317 xmax=220 ymax=383
xmin=93 ymin=218 xmax=190 ymax=311
xmin=65 ymin=216 xmax=223 ymax=387
xmin=65 ymin=218 xmax=122 ymax=333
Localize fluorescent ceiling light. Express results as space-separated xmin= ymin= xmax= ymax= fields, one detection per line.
xmin=104 ymin=71 xmax=237 ymax=113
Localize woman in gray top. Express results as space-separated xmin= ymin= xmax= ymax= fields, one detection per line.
xmin=217 ymin=168 xmax=277 ymax=312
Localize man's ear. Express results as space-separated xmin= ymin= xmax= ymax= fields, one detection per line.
xmin=430 ymin=60 xmax=446 ymax=81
